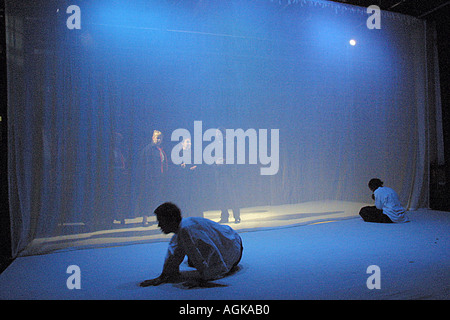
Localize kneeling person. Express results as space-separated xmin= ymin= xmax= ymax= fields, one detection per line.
xmin=359 ymin=178 xmax=409 ymax=223
xmin=140 ymin=202 xmax=243 ymax=287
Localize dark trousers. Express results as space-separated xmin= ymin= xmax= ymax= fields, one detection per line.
xmin=220 ymin=207 xmax=241 ymax=221
xmin=359 ymin=206 xmax=393 ymax=223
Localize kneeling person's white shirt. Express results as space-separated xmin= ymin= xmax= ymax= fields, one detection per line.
xmin=374 ymin=187 xmax=409 ymax=223
xmin=162 ymin=217 xmax=243 ymax=280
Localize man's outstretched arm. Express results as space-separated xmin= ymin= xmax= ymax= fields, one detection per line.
xmin=140 ymin=234 xmax=185 ymax=287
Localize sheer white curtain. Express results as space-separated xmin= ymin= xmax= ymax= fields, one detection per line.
xmin=6 ymin=0 xmax=431 ymax=257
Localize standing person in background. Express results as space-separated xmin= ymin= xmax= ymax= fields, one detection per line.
xmin=135 ymin=130 xmax=169 ymax=226
xmin=174 ymin=138 xmax=201 ymax=217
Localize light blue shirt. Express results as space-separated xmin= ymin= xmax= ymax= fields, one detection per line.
xmin=374 ymin=187 xmax=409 ymax=223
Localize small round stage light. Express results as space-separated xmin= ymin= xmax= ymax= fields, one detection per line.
xmin=349 ymin=39 xmax=356 ymax=46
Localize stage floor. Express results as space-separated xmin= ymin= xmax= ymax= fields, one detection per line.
xmin=0 ymin=207 xmax=448 ymax=300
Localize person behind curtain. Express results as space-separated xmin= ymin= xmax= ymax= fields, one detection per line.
xmin=135 ymin=130 xmax=169 ymax=226
xmin=359 ymin=178 xmax=409 ymax=223
xmin=139 ymin=202 xmax=243 ymax=288
xmin=174 ymin=138 xmax=202 ymax=217
xmin=110 ymin=132 xmax=130 ymax=225
xmin=214 ymin=128 xmax=241 ymax=224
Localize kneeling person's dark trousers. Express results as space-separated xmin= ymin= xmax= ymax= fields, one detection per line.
xmin=359 ymin=206 xmax=393 ymax=223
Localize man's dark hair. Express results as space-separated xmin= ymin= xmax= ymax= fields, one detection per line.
xmin=368 ymin=178 xmax=383 ymax=191
xmin=154 ymin=202 xmax=182 ymax=224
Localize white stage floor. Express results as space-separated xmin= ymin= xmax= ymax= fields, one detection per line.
xmin=0 ymin=207 xmax=448 ymax=300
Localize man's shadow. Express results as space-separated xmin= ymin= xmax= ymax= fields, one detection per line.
xmin=122 ymin=261 xmax=245 ymax=291
xmin=172 ymin=264 xmax=243 ymax=289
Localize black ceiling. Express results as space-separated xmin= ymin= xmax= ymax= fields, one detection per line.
xmin=330 ymin=0 xmax=449 ymax=19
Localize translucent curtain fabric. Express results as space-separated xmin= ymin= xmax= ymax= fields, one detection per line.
xmin=6 ymin=0 xmax=429 ymax=257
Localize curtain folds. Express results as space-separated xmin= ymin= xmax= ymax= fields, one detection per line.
xmin=6 ymin=0 xmax=432 ymax=257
